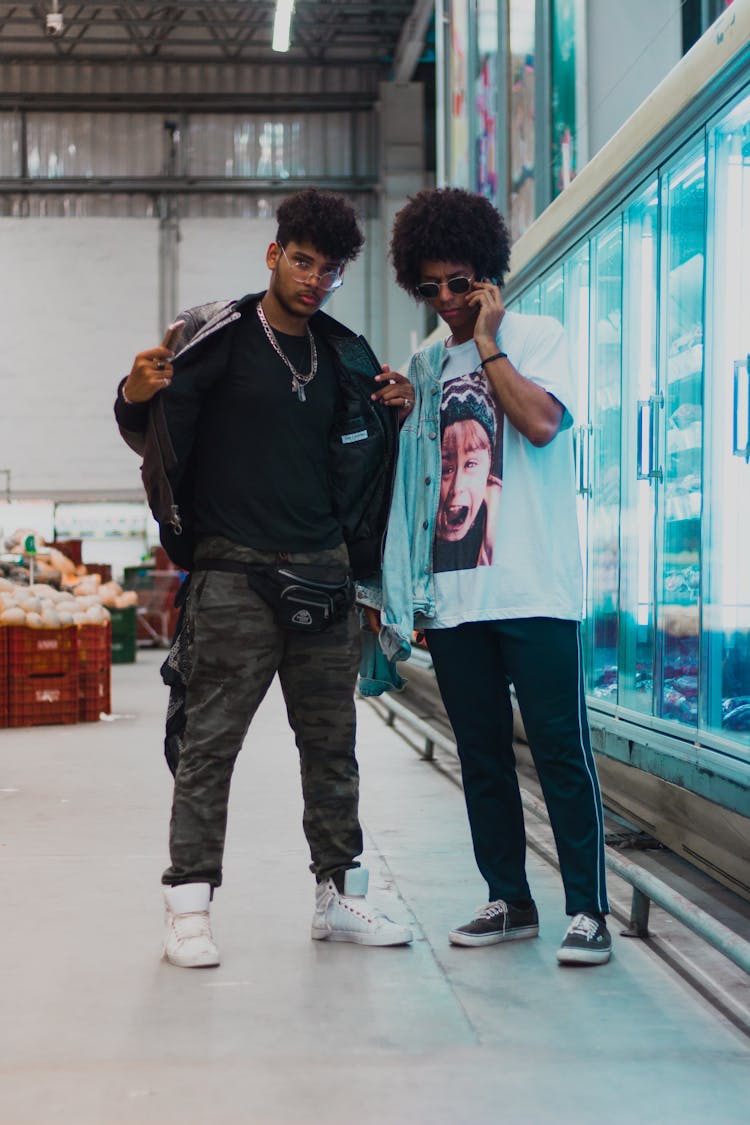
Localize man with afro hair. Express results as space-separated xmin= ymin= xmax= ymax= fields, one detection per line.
xmin=379 ymin=187 xmax=611 ymax=966
xmin=115 ymin=187 xmax=414 ymax=967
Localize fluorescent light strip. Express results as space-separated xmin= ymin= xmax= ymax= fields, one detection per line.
xmin=272 ymin=0 xmax=295 ymax=53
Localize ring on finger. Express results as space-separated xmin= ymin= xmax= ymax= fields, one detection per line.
xmin=155 ymin=360 xmax=166 ymax=371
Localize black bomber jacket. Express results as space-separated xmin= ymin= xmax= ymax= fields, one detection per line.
xmin=114 ymin=292 xmax=398 ymax=580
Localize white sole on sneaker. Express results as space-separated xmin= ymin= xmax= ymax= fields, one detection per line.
xmin=163 ymin=947 xmax=221 ymax=968
xmin=556 ymin=947 xmax=611 ymax=965
xmin=448 ymin=924 xmax=539 ymax=947
xmin=310 ymin=926 xmax=412 ymax=946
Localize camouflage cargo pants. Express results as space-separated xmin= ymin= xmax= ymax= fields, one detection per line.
xmin=162 ymin=540 xmax=363 ymax=888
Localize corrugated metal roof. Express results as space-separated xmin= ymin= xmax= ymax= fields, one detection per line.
xmin=0 ymin=2 xmax=417 ymax=66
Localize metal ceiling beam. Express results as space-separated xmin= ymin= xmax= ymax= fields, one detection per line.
xmin=0 ymin=91 xmax=379 ymax=111
xmin=0 ymin=174 xmax=379 ymax=193
xmin=392 ymin=0 xmax=433 ymax=81
xmin=0 ymin=1 xmax=418 ymax=62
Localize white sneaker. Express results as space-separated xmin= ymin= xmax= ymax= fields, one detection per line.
xmin=311 ymin=868 xmax=413 ymax=946
xmin=163 ymin=882 xmax=221 ymax=968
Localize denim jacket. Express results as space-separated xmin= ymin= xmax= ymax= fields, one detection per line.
xmin=358 ymin=338 xmax=446 ymax=663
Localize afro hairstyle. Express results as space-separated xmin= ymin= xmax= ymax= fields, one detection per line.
xmin=390 ymin=187 xmax=511 ymax=297
xmin=276 ymin=188 xmax=364 ymax=264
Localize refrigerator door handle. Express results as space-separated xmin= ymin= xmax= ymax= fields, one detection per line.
xmin=581 ymin=422 xmax=593 ymax=498
xmin=637 ymin=394 xmax=663 ymax=482
xmin=575 ymin=423 xmax=593 ymax=497
xmin=636 ymin=399 xmax=649 ymax=480
xmin=732 ymin=357 xmax=750 ymax=462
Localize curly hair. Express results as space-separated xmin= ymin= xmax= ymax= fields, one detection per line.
xmin=390 ymin=188 xmax=511 ymax=296
xmin=276 ymin=188 xmax=364 ymax=264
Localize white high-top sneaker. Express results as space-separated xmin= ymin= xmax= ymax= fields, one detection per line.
xmin=163 ymin=882 xmax=221 ymax=968
xmin=311 ymin=868 xmax=413 ymax=946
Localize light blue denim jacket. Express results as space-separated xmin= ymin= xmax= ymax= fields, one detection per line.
xmin=358 ymin=338 xmax=448 ymax=663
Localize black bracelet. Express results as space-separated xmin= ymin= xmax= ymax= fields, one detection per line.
xmin=479 ymin=351 xmax=507 ymax=368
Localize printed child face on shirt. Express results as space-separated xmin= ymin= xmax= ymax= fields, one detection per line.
xmin=437 ymin=419 xmax=493 ymax=542
xmin=434 ymin=373 xmax=503 ymax=573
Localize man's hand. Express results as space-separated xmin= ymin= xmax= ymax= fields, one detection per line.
xmin=467 ymin=279 xmax=505 ymax=351
xmin=122 ymin=323 xmax=183 ymax=404
xmin=371 ymin=365 xmax=415 ymax=424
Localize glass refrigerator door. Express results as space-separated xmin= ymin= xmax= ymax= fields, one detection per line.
xmin=586 ymin=220 xmax=623 ymax=703
xmin=540 ymin=265 xmax=564 ymax=321
xmin=658 ymin=144 xmax=705 ymax=729
xmin=704 ymin=92 xmax=750 ymax=756
xmin=564 ymin=244 xmax=591 ymax=633
xmin=619 ymin=182 xmax=659 ymax=714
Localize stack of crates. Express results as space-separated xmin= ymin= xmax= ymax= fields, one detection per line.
xmin=78 ymin=622 xmax=112 ymax=721
xmin=110 ymin=605 xmax=137 ymax=663
xmin=5 ymin=626 xmax=79 ymax=727
xmin=0 ymin=628 xmax=7 ymax=727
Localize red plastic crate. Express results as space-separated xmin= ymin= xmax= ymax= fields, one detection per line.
xmin=49 ymin=539 xmax=83 ymax=566
xmin=79 ymin=667 xmax=112 ymax=722
xmin=77 ymin=622 xmax=112 ymax=672
xmin=7 ymin=626 xmax=78 ymax=676
xmin=7 ymin=670 xmax=79 ymax=727
xmin=84 ymin=563 xmax=112 ymax=583
xmin=0 ymin=628 xmax=8 ymax=728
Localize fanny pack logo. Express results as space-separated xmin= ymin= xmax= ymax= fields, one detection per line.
xmin=291 ymin=608 xmax=314 ymax=626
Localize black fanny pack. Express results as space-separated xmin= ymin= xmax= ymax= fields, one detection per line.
xmin=193 ymin=558 xmax=353 ymax=633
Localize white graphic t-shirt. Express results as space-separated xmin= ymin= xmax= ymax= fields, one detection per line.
xmin=430 ymin=312 xmax=583 ymax=627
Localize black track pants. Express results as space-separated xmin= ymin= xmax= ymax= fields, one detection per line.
xmin=425 ymin=617 xmax=609 ymax=917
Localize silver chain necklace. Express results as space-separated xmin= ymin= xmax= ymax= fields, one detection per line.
xmin=256 ymin=302 xmax=318 ymax=402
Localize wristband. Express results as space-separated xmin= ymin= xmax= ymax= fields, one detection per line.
xmin=121 ymin=383 xmax=135 ymax=405
xmin=479 ymin=351 xmax=507 ymax=368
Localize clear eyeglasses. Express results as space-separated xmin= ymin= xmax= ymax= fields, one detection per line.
xmin=279 ymin=244 xmax=344 ymax=292
xmin=415 ymin=276 xmax=474 ymax=299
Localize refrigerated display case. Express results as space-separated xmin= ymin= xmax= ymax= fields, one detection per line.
xmin=704 ymin=90 xmax=750 ymax=747
xmin=658 ymin=143 xmax=705 ymax=730
xmin=620 ymin=181 xmax=659 ymax=717
xmin=508 ymin=85 xmax=750 ymax=771
xmin=498 ymin=10 xmax=750 ymax=895
xmin=586 ymin=221 xmax=623 ymax=703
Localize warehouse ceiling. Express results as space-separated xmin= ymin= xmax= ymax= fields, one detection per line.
xmin=0 ymin=1 xmax=423 ymax=67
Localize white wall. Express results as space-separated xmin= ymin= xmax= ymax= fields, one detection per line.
xmin=177 ymin=215 xmax=386 ymax=359
xmin=0 ymin=218 xmax=159 ymax=500
xmin=586 ymin=0 xmax=682 ymax=157
xmin=176 ymin=219 xmax=274 ymax=315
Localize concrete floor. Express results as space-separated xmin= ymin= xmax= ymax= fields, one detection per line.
xmin=1 ymin=649 xmax=749 ymax=1125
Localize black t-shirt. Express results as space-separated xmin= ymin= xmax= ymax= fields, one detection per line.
xmin=192 ymin=309 xmax=343 ymax=551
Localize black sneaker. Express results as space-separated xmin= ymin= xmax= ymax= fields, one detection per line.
xmin=449 ymin=900 xmax=539 ymax=946
xmin=557 ymin=912 xmax=612 ymax=965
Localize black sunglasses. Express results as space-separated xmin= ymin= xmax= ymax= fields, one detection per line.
xmin=415 ymin=276 xmax=474 ymax=299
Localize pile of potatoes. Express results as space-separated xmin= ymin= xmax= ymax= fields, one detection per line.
xmin=0 ymin=576 xmax=136 ymax=629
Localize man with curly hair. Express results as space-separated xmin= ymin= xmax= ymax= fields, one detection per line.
xmin=115 ymin=188 xmax=414 ymax=966
xmin=379 ymin=187 xmax=611 ymax=965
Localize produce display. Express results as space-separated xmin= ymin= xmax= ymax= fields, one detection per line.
xmin=0 ymin=531 xmax=138 ymax=727
xmin=0 ymin=576 xmax=136 ymax=627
